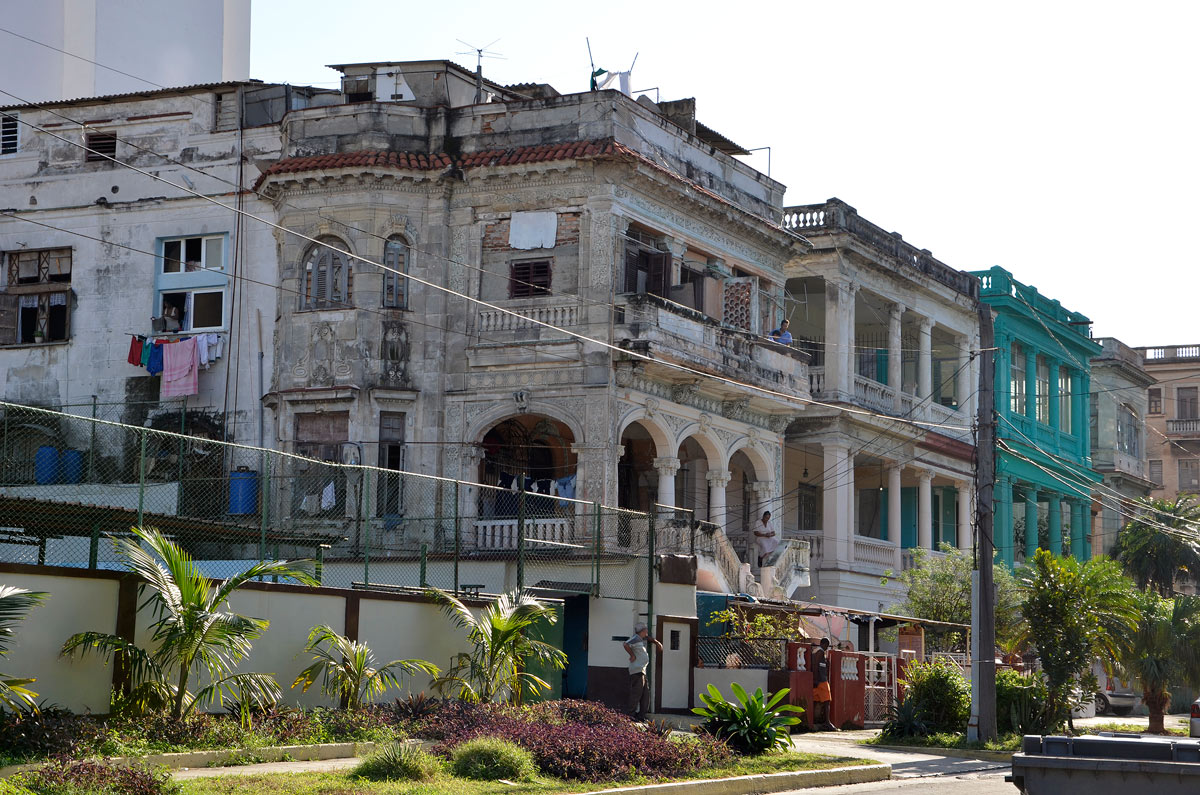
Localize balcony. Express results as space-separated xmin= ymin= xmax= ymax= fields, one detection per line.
xmin=1140 ymin=344 xmax=1200 ymax=364
xmin=615 ymin=293 xmax=811 ymax=410
xmin=807 ymin=368 xmax=965 ymax=437
xmin=1167 ymin=418 xmax=1200 ymax=439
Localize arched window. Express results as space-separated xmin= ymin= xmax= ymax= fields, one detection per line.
xmin=301 ymin=237 xmax=351 ymax=309
xmin=383 ymin=236 xmax=408 ymax=309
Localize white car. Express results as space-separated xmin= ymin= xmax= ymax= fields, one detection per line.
xmin=1191 ymin=697 xmax=1200 ymax=739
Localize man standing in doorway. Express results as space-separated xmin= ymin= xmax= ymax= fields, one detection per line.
xmin=753 ymin=510 xmax=779 ymax=567
xmin=812 ymin=637 xmax=837 ymax=731
xmin=624 ymin=621 xmax=662 ymax=722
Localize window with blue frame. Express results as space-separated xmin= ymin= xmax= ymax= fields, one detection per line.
xmin=155 ymin=234 xmax=227 ymax=332
xmin=1010 ymin=342 xmax=1027 ymax=415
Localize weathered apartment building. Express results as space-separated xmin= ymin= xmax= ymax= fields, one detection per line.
xmin=1089 ymin=338 xmax=1155 ymax=555
xmin=1137 ymin=344 xmax=1200 ymax=502
xmin=0 ymin=60 xmax=985 ymax=612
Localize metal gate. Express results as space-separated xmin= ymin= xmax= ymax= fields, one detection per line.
xmin=864 ymin=653 xmax=897 ymax=726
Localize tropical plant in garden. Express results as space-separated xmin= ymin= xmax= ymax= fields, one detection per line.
xmin=1112 ymin=496 xmax=1200 ymax=596
xmin=292 ymin=624 xmax=438 ymax=711
xmin=1018 ymin=550 xmax=1138 ymax=727
xmin=691 ymin=683 xmax=802 ymax=754
xmin=430 ymin=589 xmax=566 ymax=704
xmin=1118 ymin=591 xmax=1200 ymax=734
xmin=61 ymin=526 xmax=317 ymax=719
xmin=0 ymin=585 xmax=47 ymax=711
xmin=892 ymin=545 xmax=1024 ymax=652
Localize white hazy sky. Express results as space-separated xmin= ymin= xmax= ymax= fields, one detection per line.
xmin=251 ymin=0 xmax=1200 ymax=348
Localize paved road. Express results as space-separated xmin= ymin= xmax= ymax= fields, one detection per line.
xmin=786 ymin=735 xmax=1012 ymax=794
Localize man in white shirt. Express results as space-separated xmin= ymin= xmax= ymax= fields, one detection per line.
xmin=623 ymin=621 xmax=663 ymax=721
xmin=753 ymin=510 xmax=779 ymax=567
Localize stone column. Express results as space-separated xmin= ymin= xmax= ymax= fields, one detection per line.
xmin=1071 ymin=499 xmax=1090 ymax=560
xmin=822 ymin=442 xmax=853 ymax=566
xmin=653 ymin=456 xmax=680 ymax=516
xmin=1024 ymin=488 xmax=1040 ymax=560
xmin=956 ymin=334 xmax=971 ymax=413
xmin=571 ymin=443 xmax=611 ymax=505
xmin=1025 ymin=344 xmax=1038 ymax=421
xmin=823 ymin=280 xmax=858 ymax=400
xmin=1047 ymin=355 xmax=1060 ymax=432
xmin=889 ymin=464 xmax=903 ymax=571
xmin=1078 ymin=373 xmax=1091 ymax=461
xmin=967 ymin=332 xmax=981 ymax=418
xmin=917 ymin=469 xmax=933 ymax=551
xmin=706 ymin=469 xmax=731 ymax=530
xmin=957 ymin=480 xmax=973 ymax=552
xmin=996 ymin=475 xmax=1014 ymax=567
xmin=917 ymin=317 xmax=934 ymax=402
xmin=888 ymin=303 xmax=905 ymax=409
xmin=1047 ymin=492 xmax=1063 ymax=556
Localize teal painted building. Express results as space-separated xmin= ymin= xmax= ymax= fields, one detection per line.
xmin=972 ymin=267 xmax=1101 ymax=566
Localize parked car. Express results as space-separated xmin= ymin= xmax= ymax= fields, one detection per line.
xmin=1191 ymin=696 xmax=1200 ymax=738
xmin=1094 ymin=677 xmax=1137 ymax=720
xmin=1093 ymin=662 xmax=1139 ymax=716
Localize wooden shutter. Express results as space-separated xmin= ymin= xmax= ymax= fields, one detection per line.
xmin=0 ymin=293 xmax=17 ymax=345
xmin=647 ymin=252 xmax=671 ymax=297
xmin=623 ymin=248 xmax=641 ymax=294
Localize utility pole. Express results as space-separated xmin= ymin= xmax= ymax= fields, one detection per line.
xmin=969 ymin=295 xmax=998 ymax=743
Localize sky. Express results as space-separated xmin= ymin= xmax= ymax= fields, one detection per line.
xmin=250 ymin=0 xmax=1200 ymax=348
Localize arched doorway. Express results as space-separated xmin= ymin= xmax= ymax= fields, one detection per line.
xmin=727 ymin=449 xmax=761 ymax=562
xmin=617 ymin=421 xmax=659 ymax=512
xmin=478 ymin=414 xmax=577 ymax=519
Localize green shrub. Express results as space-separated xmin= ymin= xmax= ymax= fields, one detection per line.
xmin=0 ymin=778 xmax=37 ymax=795
xmin=995 ymin=668 xmax=1054 ymax=735
xmin=15 ymin=759 xmax=180 ymax=795
xmin=353 ymin=741 xmax=441 ymax=781
xmin=898 ymin=659 xmax=971 ymax=734
xmin=691 ymin=683 xmax=802 ymax=755
xmin=450 ymin=737 xmax=537 ymax=781
xmin=880 ymin=697 xmax=929 ymax=739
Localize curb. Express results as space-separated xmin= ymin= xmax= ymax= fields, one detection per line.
xmin=865 ymin=743 xmax=1013 ymax=763
xmin=589 ymin=764 xmax=892 ymax=794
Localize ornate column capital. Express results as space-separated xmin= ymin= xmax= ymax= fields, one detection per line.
xmin=653 ymin=456 xmax=681 ymax=477
xmin=749 ymin=480 xmax=775 ymax=497
xmin=706 ymin=469 xmax=732 ymax=488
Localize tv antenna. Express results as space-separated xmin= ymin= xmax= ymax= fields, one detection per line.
xmin=456 ymin=38 xmax=505 ymax=103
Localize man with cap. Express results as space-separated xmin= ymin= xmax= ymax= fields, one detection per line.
xmin=623 ymin=621 xmax=663 ymax=721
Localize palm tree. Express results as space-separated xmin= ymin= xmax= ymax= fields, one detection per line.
xmin=430 ymin=589 xmax=566 ymax=704
xmin=62 ymin=526 xmax=317 ymax=720
xmin=292 ymin=625 xmax=438 ymax=711
xmin=1119 ymin=592 xmax=1200 ymax=734
xmin=0 ymin=585 xmax=47 ymax=711
xmin=1112 ymin=496 xmax=1200 ymax=596
xmin=1018 ymin=550 xmax=1139 ymax=728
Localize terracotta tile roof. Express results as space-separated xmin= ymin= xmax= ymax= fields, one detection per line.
xmin=254 ymin=138 xmax=802 ymax=243
xmin=261 ymin=150 xmax=453 ymax=178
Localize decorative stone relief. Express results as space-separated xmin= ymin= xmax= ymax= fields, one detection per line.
xmin=513 ymin=390 xmax=531 ymax=413
xmin=643 ymin=397 xmax=660 ymax=419
xmin=381 ymin=321 xmax=410 ymax=386
xmin=671 ymin=380 xmax=701 ymax=403
xmin=292 ymin=322 xmax=351 ymax=387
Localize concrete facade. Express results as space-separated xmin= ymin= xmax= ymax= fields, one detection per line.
xmin=2 ymin=0 xmax=251 ymax=103
xmin=1089 ymin=337 xmax=1155 ymax=556
xmin=1136 ymin=344 xmax=1200 ymax=502
xmin=973 ymin=266 xmax=1101 ymax=566
xmin=779 ymin=201 xmax=981 ymax=611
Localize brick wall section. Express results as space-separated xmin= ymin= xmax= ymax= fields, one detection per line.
xmin=483 ymin=213 xmax=581 ymax=253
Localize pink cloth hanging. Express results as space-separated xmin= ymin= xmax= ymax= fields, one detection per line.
xmin=160 ymin=337 xmax=199 ymax=398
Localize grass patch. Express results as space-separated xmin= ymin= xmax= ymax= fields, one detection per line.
xmin=178 ymin=750 xmax=877 ymax=794
xmin=865 ymin=732 xmax=1022 ymax=752
xmin=1084 ymin=722 xmax=1187 ymax=737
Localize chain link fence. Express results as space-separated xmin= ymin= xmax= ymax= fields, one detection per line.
xmin=0 ymin=401 xmax=656 ymax=603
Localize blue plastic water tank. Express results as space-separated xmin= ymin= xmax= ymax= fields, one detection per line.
xmin=61 ymin=449 xmax=84 ymax=484
xmin=228 ymin=468 xmax=259 ymax=515
xmin=35 ymin=446 xmax=60 ymax=485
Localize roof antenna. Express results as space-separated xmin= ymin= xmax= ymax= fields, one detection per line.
xmin=456 ymin=38 xmax=505 ymax=103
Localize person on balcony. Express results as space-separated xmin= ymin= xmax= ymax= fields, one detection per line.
xmin=753 ymin=510 xmax=779 ymax=567
xmin=769 ymin=319 xmax=793 ymax=345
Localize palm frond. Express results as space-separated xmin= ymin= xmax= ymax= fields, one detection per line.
xmin=60 ymin=631 xmax=164 ymax=688
xmin=0 ymin=586 xmax=47 ymax=657
xmin=0 ymin=674 xmax=40 ymax=711
xmin=191 ymin=672 xmax=281 ymax=716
